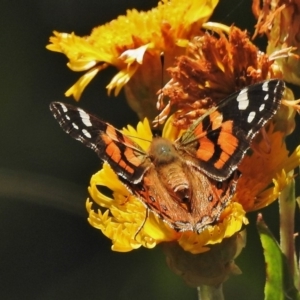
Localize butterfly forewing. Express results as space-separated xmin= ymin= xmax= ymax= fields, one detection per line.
xmin=178 ymin=79 xmax=284 ymax=181
xmin=50 ymin=102 xmax=148 ymax=183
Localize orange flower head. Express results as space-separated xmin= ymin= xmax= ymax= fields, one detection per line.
xmin=155 ymin=25 xmax=289 ymax=128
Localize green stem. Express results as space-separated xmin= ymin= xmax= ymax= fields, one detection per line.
xmin=197 ymin=284 xmax=224 ymax=300
xmin=279 ymin=174 xmax=298 ymax=288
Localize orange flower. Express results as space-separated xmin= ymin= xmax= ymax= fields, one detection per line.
xmin=155 ymin=24 xmax=295 ymax=128
xmin=233 ymin=123 xmax=300 ymax=212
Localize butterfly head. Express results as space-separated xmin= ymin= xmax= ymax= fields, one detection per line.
xmin=148 ymin=137 xmax=178 ymax=165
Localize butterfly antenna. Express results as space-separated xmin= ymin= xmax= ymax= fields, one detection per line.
xmin=219 ymin=0 xmax=247 ymax=22
xmin=160 ymin=51 xmax=164 ymax=85
xmin=154 ymin=52 xmax=165 ymax=128
xmin=124 ymin=134 xmax=152 ymax=144
xmin=134 ymin=208 xmax=149 ymax=241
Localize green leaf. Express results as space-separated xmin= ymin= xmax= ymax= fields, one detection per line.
xmin=257 ymin=214 xmax=300 ymax=300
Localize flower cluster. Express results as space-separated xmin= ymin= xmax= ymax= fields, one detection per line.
xmin=48 ymin=0 xmax=300 ymax=288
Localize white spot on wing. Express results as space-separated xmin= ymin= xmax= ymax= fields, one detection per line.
xmin=72 ymin=123 xmax=79 ymax=130
xmin=247 ymin=129 xmax=254 ymax=138
xmin=259 ymin=103 xmax=265 ymax=111
xmin=262 ymin=81 xmax=269 ymax=92
xmin=82 ymin=129 xmax=92 ymax=138
xmin=247 ymin=111 xmax=256 ymax=123
xmin=61 ymin=104 xmax=68 ymax=113
xmin=236 ymin=89 xmax=249 ymax=110
xmin=65 ymin=115 xmax=70 ymax=120
xmin=264 ymin=94 xmax=269 ymax=101
xmin=78 ymin=109 xmax=92 ymax=127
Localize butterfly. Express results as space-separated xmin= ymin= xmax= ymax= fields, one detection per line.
xmin=50 ymin=79 xmax=284 ymax=233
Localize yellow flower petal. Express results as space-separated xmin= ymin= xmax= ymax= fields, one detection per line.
xmin=106 ymin=65 xmax=138 ymax=96
xmin=120 ymin=44 xmax=152 ymax=65
xmin=47 ymin=31 xmax=118 ymax=69
xmin=178 ymin=203 xmax=247 ymax=254
xmin=65 ymin=67 xmax=102 ymax=100
xmin=253 ymin=169 xmax=293 ymax=210
xmin=121 ymin=118 xmax=153 ymax=151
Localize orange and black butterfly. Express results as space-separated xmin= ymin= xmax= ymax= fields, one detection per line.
xmin=50 ymin=79 xmax=284 ymax=233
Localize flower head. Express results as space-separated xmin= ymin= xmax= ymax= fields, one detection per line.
xmin=155 ymin=24 xmax=295 ymax=128
xmin=47 ymin=0 xmax=218 ymax=120
xmin=86 ymin=118 xmax=248 ymax=254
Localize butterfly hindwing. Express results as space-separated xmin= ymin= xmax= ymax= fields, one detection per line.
xmin=129 ymin=163 xmax=239 ymax=233
xmin=49 ymin=102 xmax=148 ymax=183
xmin=178 ymin=79 xmax=285 ymax=180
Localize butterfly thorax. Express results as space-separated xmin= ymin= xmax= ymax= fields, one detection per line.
xmin=148 ymin=137 xmax=191 ymax=210
xmin=148 ymin=137 xmax=178 ymax=164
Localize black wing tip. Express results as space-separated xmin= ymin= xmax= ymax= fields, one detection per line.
xmin=49 ymin=102 xmax=55 ymax=111
xmin=268 ymin=78 xmax=285 ymax=89
xmin=49 ymin=101 xmax=64 ymax=114
xmin=260 ymin=78 xmax=284 ymax=85
xmin=266 ymin=79 xmax=285 ymax=98
xmin=49 ymin=101 xmax=77 ymax=112
xmin=275 ymin=79 xmax=285 ymax=96
xmin=249 ymin=79 xmax=285 ymax=91
xmin=49 ymin=101 xmax=60 ymax=108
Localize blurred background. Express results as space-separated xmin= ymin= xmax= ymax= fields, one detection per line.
xmin=1 ymin=0 xmax=299 ymax=299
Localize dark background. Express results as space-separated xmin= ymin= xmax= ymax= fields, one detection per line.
xmin=1 ymin=0 xmax=299 ymax=299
